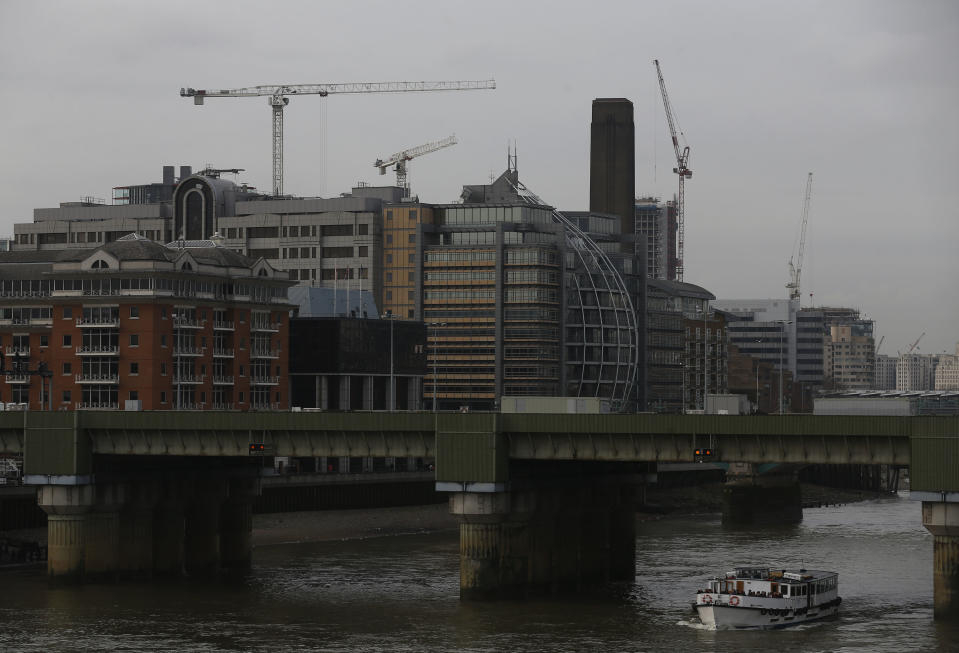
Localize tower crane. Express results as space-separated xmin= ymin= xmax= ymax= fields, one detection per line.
xmin=180 ymin=79 xmax=495 ymax=196
xmin=786 ymin=172 xmax=813 ymax=302
xmin=906 ymin=332 xmax=925 ymax=355
xmin=654 ymin=59 xmax=692 ymax=282
xmin=374 ymin=134 xmax=457 ymax=197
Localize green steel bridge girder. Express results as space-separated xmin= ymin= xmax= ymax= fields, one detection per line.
xmin=2 ymin=411 xmax=957 ymax=494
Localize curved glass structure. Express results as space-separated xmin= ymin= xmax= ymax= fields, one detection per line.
xmin=509 ymin=181 xmax=640 ymax=410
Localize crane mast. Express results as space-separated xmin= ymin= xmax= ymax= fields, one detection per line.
xmin=654 ymin=59 xmax=692 ymax=282
xmin=375 ymin=134 xmax=457 ymax=197
xmin=786 ymin=172 xmax=813 ymax=302
xmin=180 ymin=79 xmax=495 ymax=196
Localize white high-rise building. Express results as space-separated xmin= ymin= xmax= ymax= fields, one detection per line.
xmin=934 ymin=344 xmax=959 ymax=390
xmin=896 ymin=353 xmax=937 ymax=391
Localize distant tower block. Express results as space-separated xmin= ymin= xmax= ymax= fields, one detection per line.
xmin=589 ymin=98 xmax=635 ymax=251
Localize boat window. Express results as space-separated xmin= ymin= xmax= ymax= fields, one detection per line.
xmin=782 ymin=586 xmax=789 ymax=596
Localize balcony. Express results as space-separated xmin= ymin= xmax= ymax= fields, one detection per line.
xmin=4 ymin=347 xmax=29 ymax=357
xmin=250 ymin=376 xmax=280 ymax=386
xmin=173 ymin=346 xmax=205 ymax=357
xmin=172 ymin=374 xmax=205 ymax=385
xmin=173 ymin=317 xmax=205 ymax=330
xmin=250 ymin=321 xmax=281 ymax=333
xmin=76 ymin=317 xmax=119 ymax=328
xmin=212 ymin=375 xmax=235 ymax=385
xmin=213 ymin=320 xmax=235 ymax=331
xmin=250 ymin=348 xmax=280 ymax=360
xmin=76 ymin=345 xmax=119 ymax=356
xmin=75 ymin=373 xmax=119 ymax=385
xmin=77 ymin=402 xmax=118 ymax=410
xmin=3 ymin=374 xmax=30 ymax=385
xmin=250 ymin=402 xmax=282 ymax=411
xmin=212 ymin=348 xmax=235 ymax=359
xmin=211 ymin=402 xmax=235 ymax=411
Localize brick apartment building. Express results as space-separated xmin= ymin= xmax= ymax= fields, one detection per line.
xmin=0 ymin=234 xmax=292 ymax=411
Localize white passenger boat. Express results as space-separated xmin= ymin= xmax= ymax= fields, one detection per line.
xmin=694 ymin=566 xmax=841 ymax=629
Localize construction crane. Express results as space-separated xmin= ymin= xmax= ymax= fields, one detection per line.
xmin=374 ymin=135 xmax=457 ymax=197
xmin=906 ymin=332 xmax=925 ymax=355
xmin=180 ymin=80 xmax=495 ymax=196
xmin=654 ymin=59 xmax=692 ymax=282
xmin=786 ymin=172 xmax=813 ymax=302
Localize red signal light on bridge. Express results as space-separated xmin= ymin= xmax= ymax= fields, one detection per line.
xmin=249 ymin=442 xmax=269 ymax=455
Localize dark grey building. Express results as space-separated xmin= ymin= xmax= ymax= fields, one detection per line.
xmin=589 ymin=98 xmax=635 ymax=249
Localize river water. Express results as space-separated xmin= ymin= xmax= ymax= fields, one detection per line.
xmin=1 ymin=491 xmax=956 ymax=652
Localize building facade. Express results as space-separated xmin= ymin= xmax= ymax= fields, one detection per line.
xmin=823 ymin=323 xmax=875 ymax=390
xmin=634 ymin=197 xmax=677 ymax=280
xmin=934 ymin=344 xmax=959 ymax=390
xmin=0 ymin=234 xmax=292 ymax=411
xmin=896 ymin=353 xmax=938 ymax=391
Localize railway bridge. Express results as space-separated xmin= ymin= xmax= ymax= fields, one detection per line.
xmin=1 ymin=411 xmax=956 ymax=617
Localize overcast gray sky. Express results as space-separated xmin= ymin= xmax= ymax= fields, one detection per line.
xmin=1 ymin=0 xmax=956 ymax=355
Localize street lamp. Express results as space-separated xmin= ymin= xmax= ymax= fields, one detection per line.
xmin=427 ymin=321 xmax=447 ymax=412
xmin=754 ymin=338 xmax=763 ymax=414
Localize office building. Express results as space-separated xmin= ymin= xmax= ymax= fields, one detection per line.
xmin=935 ymin=344 xmax=959 ymax=390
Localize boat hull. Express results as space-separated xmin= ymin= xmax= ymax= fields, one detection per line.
xmin=696 ymin=603 xmax=839 ymax=630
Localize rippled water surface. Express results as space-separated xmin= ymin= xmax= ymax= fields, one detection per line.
xmin=1 ymin=492 xmax=956 ymax=652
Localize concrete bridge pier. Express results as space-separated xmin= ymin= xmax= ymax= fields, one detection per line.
xmin=922 ymin=500 xmax=959 ymax=619
xmin=153 ymin=480 xmax=189 ymax=577
xmin=184 ymin=479 xmax=229 ymax=577
xmin=38 ymin=482 xmax=128 ymax=582
xmin=722 ymin=464 xmax=802 ymax=525
xmin=219 ymin=477 xmax=261 ymax=572
xmin=38 ymin=484 xmax=95 ymax=583
xmin=449 ymin=481 xmax=638 ymax=600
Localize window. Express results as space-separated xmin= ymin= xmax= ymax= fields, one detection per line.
xmin=129 ymin=306 xmax=139 ymax=318
xmin=239 ymin=392 xmax=244 ymax=403
xmin=161 ymin=307 xmax=167 ymax=319
xmin=129 ymin=391 xmax=138 ymax=401
xmin=386 ymin=234 xmax=393 ymax=244
xmin=386 ymin=291 xmax=393 ymax=301
xmin=200 ymin=392 xmax=206 ymax=404
xmin=386 ymin=272 xmax=393 ymax=282
xmin=387 ymin=254 xmax=393 ymax=264
xmin=62 ymin=362 xmax=71 ymax=375
xmin=160 ymin=363 xmax=166 ymax=375
xmin=40 ymin=335 xmax=48 ymax=347
xmin=409 ymin=210 xmax=417 ymax=220
xmin=62 ymin=390 xmax=71 ymax=403
xmin=239 ymin=365 xmax=245 ymax=376
xmin=62 ymin=334 xmax=71 ymax=347
xmin=408 ymin=254 xmax=415 ymax=263
xmin=160 ymin=335 xmax=167 ymax=347
xmin=358 ymin=246 xmax=368 ymax=257
xmin=408 ymin=233 xmax=416 ymax=243
xmin=160 ymin=391 xmax=166 ymax=404
xmin=358 ymin=224 xmax=369 ymax=235
xmin=386 ymin=210 xmax=393 ymax=221
xmin=63 ymin=307 xmax=72 ymax=319
xmin=130 ymin=362 xmax=139 ymax=375
xmin=129 ymin=334 xmax=139 ymax=346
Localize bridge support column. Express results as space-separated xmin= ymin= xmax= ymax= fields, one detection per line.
xmin=39 ymin=484 xmax=94 ymax=582
xmin=38 ymin=483 xmax=125 ymax=582
xmin=220 ymin=477 xmax=260 ymax=572
xmin=723 ymin=465 xmax=802 ymax=525
xmin=184 ymin=479 xmax=228 ymax=577
xmin=153 ymin=481 xmax=188 ymax=576
xmin=922 ymin=501 xmax=959 ymax=620
xmin=450 ymin=481 xmax=637 ymax=599
xmin=118 ymin=481 xmax=159 ymax=578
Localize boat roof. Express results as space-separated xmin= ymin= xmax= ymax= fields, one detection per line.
xmin=723 ymin=567 xmax=838 ymax=582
